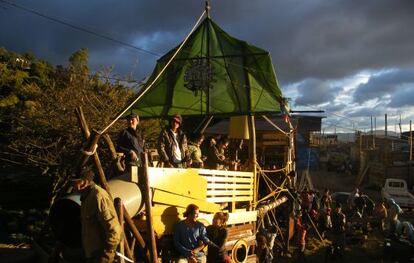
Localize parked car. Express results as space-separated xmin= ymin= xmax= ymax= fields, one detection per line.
xmin=331 ymin=191 xmax=375 ymax=216
xmin=381 ymin=178 xmax=414 ymax=209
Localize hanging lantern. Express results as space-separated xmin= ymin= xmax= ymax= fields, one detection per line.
xmin=229 ymin=115 xmax=249 ymax=139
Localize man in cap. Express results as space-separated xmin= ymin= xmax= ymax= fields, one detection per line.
xmin=117 ymin=113 xmax=145 ymax=170
xmin=158 ymin=114 xmax=191 ymax=168
xmin=72 ymin=169 xmax=122 ymax=263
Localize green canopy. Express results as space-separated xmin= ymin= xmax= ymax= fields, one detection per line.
xmin=126 ymin=17 xmax=283 ymax=118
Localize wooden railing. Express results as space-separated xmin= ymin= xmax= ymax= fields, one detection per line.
xmin=197 ymin=169 xmax=254 ymax=211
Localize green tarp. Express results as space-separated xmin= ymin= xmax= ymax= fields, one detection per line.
xmin=125 ymin=18 xmax=283 ymax=118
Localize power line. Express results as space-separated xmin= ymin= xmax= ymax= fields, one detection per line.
xmin=0 ymin=0 xmax=161 ymax=57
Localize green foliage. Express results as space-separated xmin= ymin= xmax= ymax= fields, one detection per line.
xmin=0 ymin=47 xmax=160 ymax=205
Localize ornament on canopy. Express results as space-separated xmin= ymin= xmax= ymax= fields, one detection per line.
xmin=184 ymin=57 xmax=216 ymax=96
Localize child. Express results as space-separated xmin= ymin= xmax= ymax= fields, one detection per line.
xmin=206 ymin=212 xmax=230 ymax=263
xmin=296 ymin=223 xmax=308 ymax=262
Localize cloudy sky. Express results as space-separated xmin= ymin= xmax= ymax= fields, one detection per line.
xmin=1 ymin=0 xmax=413 ymax=134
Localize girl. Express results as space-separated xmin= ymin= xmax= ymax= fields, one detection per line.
xmin=206 ymin=212 xmax=230 ymax=263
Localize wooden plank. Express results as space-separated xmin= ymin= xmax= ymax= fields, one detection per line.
xmin=227 ymin=230 xmax=253 ymax=241
xmin=206 ymin=183 xmax=252 ymax=189
xmin=202 ymin=176 xmax=253 ymax=183
xmin=198 ymin=211 xmax=257 ymax=225
xmin=207 ymin=196 xmax=252 ymax=203
xmin=227 ymin=224 xmax=255 ymax=235
xmin=197 ymin=169 xmax=253 ymax=177
xmin=206 ymin=189 xmax=253 ymax=196
xmin=152 ymin=189 xmax=219 ymax=213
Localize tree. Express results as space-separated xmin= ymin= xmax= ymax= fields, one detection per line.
xmin=0 ymin=47 xmax=160 ymax=206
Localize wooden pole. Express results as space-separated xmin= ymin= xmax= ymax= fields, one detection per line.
xmin=114 ymin=199 xmax=134 ymax=262
xmin=123 ymin=238 xmax=133 ymax=263
xmin=123 ymin=207 xmax=149 ymax=261
xmin=75 ymin=106 xmax=90 ymax=138
xmin=409 ymin=120 xmax=412 ymax=190
xmin=75 ymin=107 xmax=111 ymax=192
xmin=248 ymin=115 xmax=257 ymax=209
xmin=374 ymin=117 xmax=376 ymax=149
xmin=141 ymin=152 xmax=158 ymax=263
xmin=103 ymin=133 xmax=118 ymax=160
xmin=115 ymin=198 xmax=125 ymax=263
xmin=410 ymin=120 xmax=412 ymax=161
xmin=102 ymin=133 xmax=125 ymax=173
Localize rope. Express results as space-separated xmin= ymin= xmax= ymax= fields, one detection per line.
xmin=100 ymin=10 xmax=207 ymax=134
xmin=82 ymin=143 xmax=98 ymax=156
xmin=262 ymin=115 xmax=290 ymax=137
xmin=285 ymin=189 xmax=326 ymax=244
xmin=261 ymin=167 xmax=287 ymax=173
xmin=254 ymin=162 xmax=289 ymax=205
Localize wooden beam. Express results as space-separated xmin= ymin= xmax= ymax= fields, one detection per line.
xmin=142 ymin=152 xmax=158 ymax=263
xmin=123 ymin=206 xmax=149 ymax=261
xmin=115 ymin=198 xmax=125 ymax=263
xmin=248 ymin=115 xmax=257 ymax=209
xmin=74 ymin=107 xmax=110 ymax=192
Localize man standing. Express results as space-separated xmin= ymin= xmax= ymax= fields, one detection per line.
xmin=117 ymin=113 xmax=145 ymax=169
xmin=72 ymin=170 xmax=122 ymax=263
xmin=158 ymin=114 xmax=190 ymax=168
xmin=331 ymin=204 xmax=346 ymax=249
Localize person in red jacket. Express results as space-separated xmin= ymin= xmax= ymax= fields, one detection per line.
xmin=296 ymin=221 xmax=308 ymax=262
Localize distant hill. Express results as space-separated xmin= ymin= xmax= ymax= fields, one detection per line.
xmin=333 ymin=130 xmax=400 ymax=142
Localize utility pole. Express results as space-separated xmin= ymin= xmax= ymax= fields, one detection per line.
xmin=399 ymin=114 xmax=402 ymax=135
xmin=374 ymin=117 xmax=376 ymax=149
xmin=385 ymin=114 xmax=388 ymax=164
xmin=371 ymin=116 xmax=373 ymax=148
xmin=410 ymin=120 xmax=412 ymax=161
xmin=359 ymin=130 xmax=363 ymax=175
xmin=385 ymin=114 xmax=388 ymax=137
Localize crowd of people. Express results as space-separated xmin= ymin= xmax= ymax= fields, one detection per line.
xmin=56 ymin=112 xmax=414 ymax=263
xmin=60 ymin=113 xmax=243 ymax=263
xmin=117 ymin=113 xmax=240 ymax=171
xmin=67 ymin=169 xmax=232 ymax=263
xmin=283 ymin=186 xmax=414 ymax=262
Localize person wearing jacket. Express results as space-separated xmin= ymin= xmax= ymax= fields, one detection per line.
xmin=206 ymin=212 xmax=230 ymax=263
xmin=158 ymin=114 xmax=190 ymax=168
xmin=117 ymin=113 xmax=144 ymax=169
xmin=72 ymin=169 xmax=122 ymax=263
xmin=205 ymin=138 xmax=235 ymax=170
xmin=173 ymin=204 xmax=218 ymax=263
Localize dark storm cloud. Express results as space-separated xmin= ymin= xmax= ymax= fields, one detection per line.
xmin=294 ymin=78 xmax=338 ymax=106
xmin=388 ymin=87 xmax=414 ymax=108
xmin=1 ymin=0 xmax=414 ymax=84
xmin=347 ymin=106 xmax=386 ymax=118
xmin=353 ymin=68 xmax=414 ymax=104
xmin=324 ymin=103 xmax=347 ymax=114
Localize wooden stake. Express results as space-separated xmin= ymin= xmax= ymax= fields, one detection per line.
xmin=75 ymin=107 xmax=110 ymax=193
xmin=103 ymin=133 xmax=118 ymax=160
xmin=141 ymin=152 xmax=158 ymax=263
xmin=115 ymin=198 xmax=125 ymax=263
xmin=123 ymin=207 xmax=149 ymax=261
xmin=75 ymin=106 xmax=90 ymax=138
xmin=248 ymin=115 xmax=257 ymax=209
